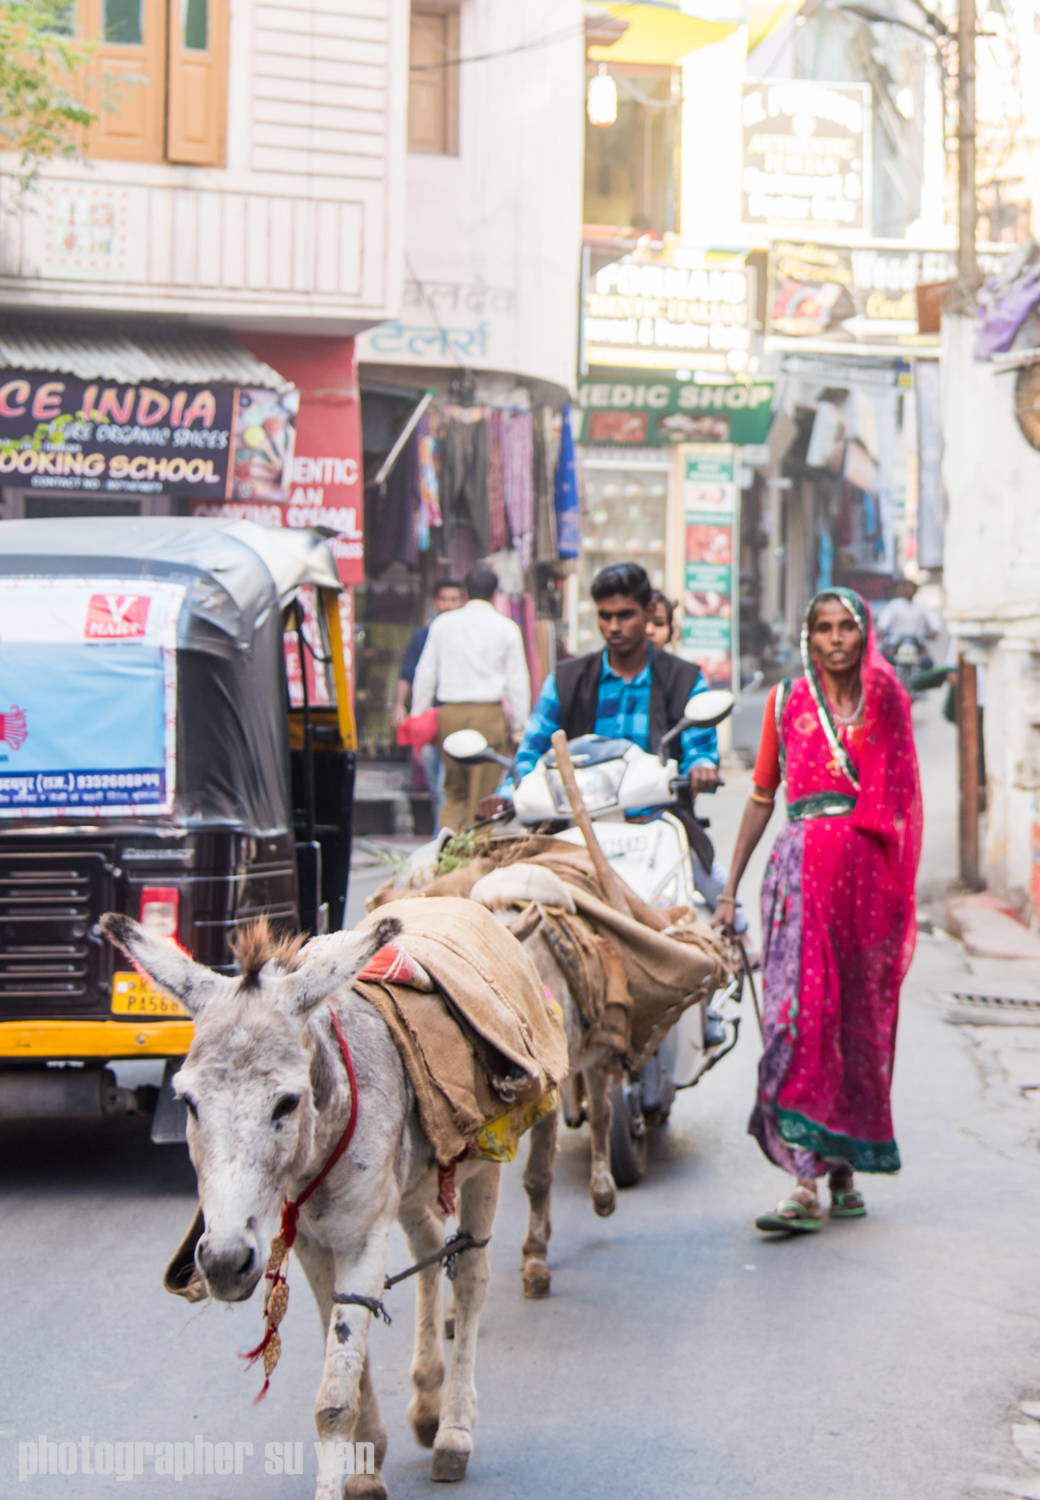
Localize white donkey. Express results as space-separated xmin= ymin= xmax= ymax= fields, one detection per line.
xmin=101 ymin=910 xmax=506 ymax=1499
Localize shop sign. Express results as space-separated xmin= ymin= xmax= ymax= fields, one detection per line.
xmin=577 ymin=377 xmax=774 ymax=447
xmin=190 ymin=412 xmax=363 ymax=583
xmin=681 ymin=446 xmax=738 ymax=690
xmin=768 ymin=241 xmax=966 ymax=350
xmin=583 ymin=256 xmax=756 ymax=375
xmin=196 ymin=336 xmax=365 ymax=587
xmin=0 ymin=372 xmax=296 ymax=497
xmin=741 ymin=81 xmax=870 ymax=234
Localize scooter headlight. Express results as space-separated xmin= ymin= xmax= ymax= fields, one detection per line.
xmin=547 ymin=760 xmax=626 ymax=815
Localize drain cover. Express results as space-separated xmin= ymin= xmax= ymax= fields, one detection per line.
xmin=939 ymin=992 xmax=1040 ymax=1026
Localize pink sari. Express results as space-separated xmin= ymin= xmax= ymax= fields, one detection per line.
xmin=750 ymin=588 xmax=922 ymax=1176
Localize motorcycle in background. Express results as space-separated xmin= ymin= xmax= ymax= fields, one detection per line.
xmin=885 ymin=633 xmax=932 ymax=699
xmin=443 ymin=688 xmax=748 ymax=1187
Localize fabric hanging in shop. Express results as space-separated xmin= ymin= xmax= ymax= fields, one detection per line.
xmin=440 ymin=416 xmax=489 ymax=556
xmin=554 ymin=404 xmax=580 ymax=559
xmin=416 ymin=409 xmax=442 ymax=551
xmin=533 ymin=406 xmax=558 ymax=565
xmin=366 ymin=430 xmax=420 ymax=575
xmin=521 ymin=592 xmax=542 ymax=701
xmin=486 ymin=409 xmax=510 ymax=553
xmin=501 ymin=409 xmax=534 ymax=569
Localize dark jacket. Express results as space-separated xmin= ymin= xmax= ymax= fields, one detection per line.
xmin=554 ymin=647 xmax=702 ymax=754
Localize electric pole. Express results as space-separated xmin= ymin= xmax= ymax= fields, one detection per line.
xmin=957 ymin=0 xmax=978 ymax=291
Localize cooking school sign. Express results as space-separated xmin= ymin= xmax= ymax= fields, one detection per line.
xmin=0 ymin=371 xmax=297 ymax=497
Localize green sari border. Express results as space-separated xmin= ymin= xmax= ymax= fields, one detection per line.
xmin=777 ymin=1107 xmax=902 ymax=1174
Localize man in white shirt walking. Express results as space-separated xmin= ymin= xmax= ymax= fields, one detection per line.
xmin=412 ymin=566 xmax=531 ymax=834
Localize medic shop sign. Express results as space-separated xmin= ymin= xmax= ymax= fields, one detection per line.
xmin=0 ymin=371 xmax=297 ymax=497
xmin=577 ymin=377 xmax=774 ymax=447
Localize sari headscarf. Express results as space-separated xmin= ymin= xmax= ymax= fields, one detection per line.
xmin=802 ymin=586 xmax=922 ymax=977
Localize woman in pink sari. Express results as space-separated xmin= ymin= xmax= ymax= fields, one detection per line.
xmin=714 ymin=588 xmax=921 ymax=1232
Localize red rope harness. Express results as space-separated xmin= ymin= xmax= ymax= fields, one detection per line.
xmin=242 ymin=1006 xmax=359 ymax=1401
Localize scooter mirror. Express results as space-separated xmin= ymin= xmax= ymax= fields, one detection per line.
xmin=442 ymin=729 xmax=492 ymax=762
xmin=683 ymin=689 xmax=736 ymax=728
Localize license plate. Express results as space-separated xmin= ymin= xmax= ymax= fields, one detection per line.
xmin=111 ymin=972 xmax=189 ymax=1018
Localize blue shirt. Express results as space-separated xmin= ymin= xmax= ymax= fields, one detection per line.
xmin=501 ymin=647 xmax=718 ymax=793
xmin=399 ymin=625 xmax=429 ymax=687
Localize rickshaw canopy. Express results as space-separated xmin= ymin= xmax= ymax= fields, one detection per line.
xmin=0 ymin=518 xmax=343 ymax=834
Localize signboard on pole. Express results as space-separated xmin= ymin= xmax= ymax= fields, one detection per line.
xmin=680 ymin=445 xmax=739 ymax=690
xmin=741 ymin=81 xmax=871 ymax=234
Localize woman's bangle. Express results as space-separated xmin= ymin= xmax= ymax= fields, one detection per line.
xmin=749 ymin=790 xmax=775 ymax=806
xmin=715 ymin=894 xmax=737 ymax=906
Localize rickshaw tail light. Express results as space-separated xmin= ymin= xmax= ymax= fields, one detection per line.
xmin=140 ymin=886 xmax=180 ymax=939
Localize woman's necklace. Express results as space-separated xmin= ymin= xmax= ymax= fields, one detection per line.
xmin=832 ymin=688 xmax=864 ymax=727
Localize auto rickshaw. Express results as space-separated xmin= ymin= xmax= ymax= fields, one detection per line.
xmin=0 ymin=517 xmax=356 ymax=1135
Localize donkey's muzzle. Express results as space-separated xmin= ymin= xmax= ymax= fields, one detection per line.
xmin=197 ymin=1231 xmax=263 ymax=1302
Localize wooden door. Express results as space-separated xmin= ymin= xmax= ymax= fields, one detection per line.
xmin=167 ymin=0 xmax=229 ymax=166
xmin=82 ymin=0 xmax=168 ymax=162
xmin=408 ymin=5 xmax=458 ymax=155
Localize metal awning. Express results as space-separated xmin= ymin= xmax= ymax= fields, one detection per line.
xmin=0 ymin=324 xmax=293 ymax=393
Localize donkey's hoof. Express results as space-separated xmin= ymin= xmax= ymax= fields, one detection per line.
xmin=431 ymin=1428 xmax=472 ymax=1483
xmin=592 ymin=1183 xmax=617 ymax=1218
xmin=443 ymin=1310 xmax=455 ymax=1340
xmin=522 ymin=1259 xmax=551 ymax=1298
xmin=345 ymin=1473 xmax=388 ymax=1500
xmin=410 ymin=1411 xmax=441 ymax=1449
xmin=431 ymin=1448 xmax=470 ymax=1483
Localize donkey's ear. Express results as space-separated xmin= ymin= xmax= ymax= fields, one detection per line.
xmin=276 ymin=916 xmax=402 ymax=1020
xmin=99 ymin=913 xmax=229 ymax=1018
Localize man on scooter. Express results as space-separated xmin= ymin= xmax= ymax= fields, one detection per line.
xmin=478 ymin=562 xmax=744 ymax=926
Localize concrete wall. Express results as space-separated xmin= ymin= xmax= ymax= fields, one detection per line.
xmin=355 ymin=0 xmax=585 ymax=396
xmin=942 ymin=311 xmax=1040 ymax=909
xmin=0 ymin=0 xmax=408 ymax=332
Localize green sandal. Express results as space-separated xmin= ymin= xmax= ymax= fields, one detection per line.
xmin=755 ymin=1196 xmax=823 ymax=1234
xmin=829 ymin=1189 xmax=866 ymax=1219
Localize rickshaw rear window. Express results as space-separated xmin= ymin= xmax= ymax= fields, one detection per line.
xmin=0 ymin=579 xmax=183 ymax=818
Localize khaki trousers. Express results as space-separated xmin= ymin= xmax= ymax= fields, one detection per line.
xmin=437 ymin=701 xmax=509 ymax=835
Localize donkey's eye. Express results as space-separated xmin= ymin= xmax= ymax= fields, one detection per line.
xmin=272 ymin=1094 xmax=300 ymax=1123
xmin=182 ymin=1096 xmax=198 ymax=1120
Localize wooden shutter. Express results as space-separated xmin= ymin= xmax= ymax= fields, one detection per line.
xmin=408 ymin=5 xmax=458 ymax=155
xmin=82 ymin=0 xmax=167 ymax=162
xmin=167 ymin=0 xmax=229 ymax=166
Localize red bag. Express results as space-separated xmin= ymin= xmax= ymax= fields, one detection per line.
xmin=396 ymin=708 xmax=439 ymax=749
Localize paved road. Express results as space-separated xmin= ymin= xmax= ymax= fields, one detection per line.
xmin=5 ymin=694 xmax=1040 ymax=1499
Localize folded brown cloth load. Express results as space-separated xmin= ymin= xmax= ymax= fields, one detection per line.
xmin=351 ymin=897 xmax=568 ymax=1164
xmin=369 ymin=835 xmax=730 ymax=1069
xmin=508 ymin=898 xmax=632 ymax=1058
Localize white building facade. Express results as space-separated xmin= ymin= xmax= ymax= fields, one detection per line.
xmin=942 ymin=312 xmax=1040 ymax=914
xmin=0 ymin=0 xmax=409 ymax=332
xmin=355 ymin=0 xmax=585 ymax=400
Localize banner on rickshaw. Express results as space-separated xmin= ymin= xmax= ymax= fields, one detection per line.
xmin=0 ymin=579 xmax=183 ymax=818
xmin=0 ymin=371 xmax=297 ymax=498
